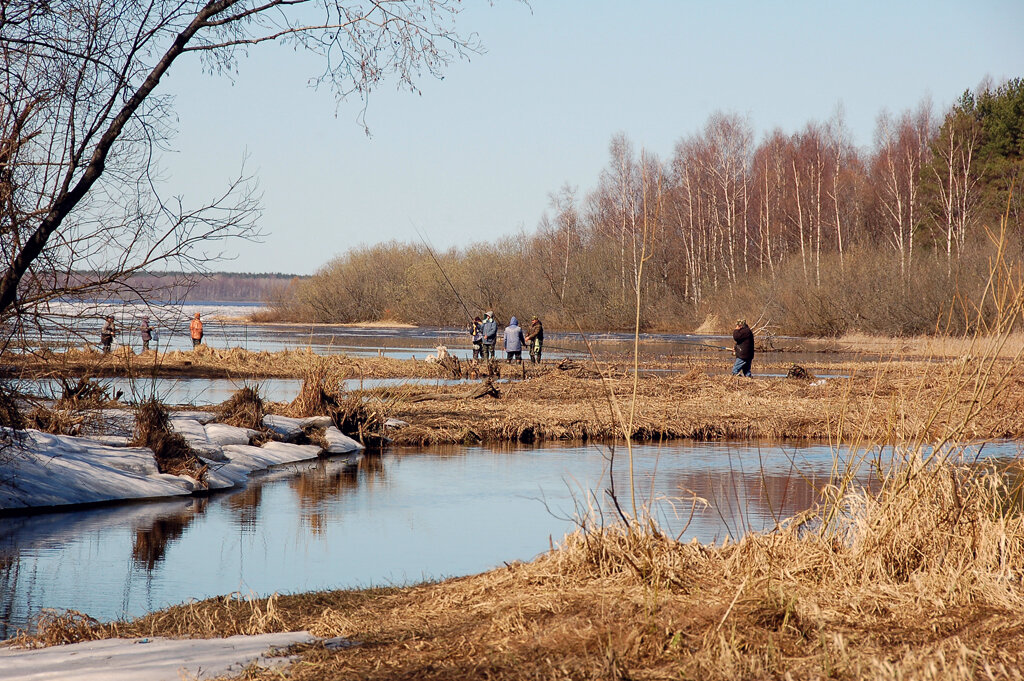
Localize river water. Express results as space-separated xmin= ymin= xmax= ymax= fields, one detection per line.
xmin=21 ymin=300 xmax=835 ymax=365
xmin=2 ymin=439 xmax=1019 ymax=639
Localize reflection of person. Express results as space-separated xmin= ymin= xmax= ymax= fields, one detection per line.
xmin=503 ymin=316 xmax=526 ymax=363
xmin=189 ymin=312 xmax=204 ymax=349
xmin=524 ymin=316 xmax=543 ymax=364
xmin=139 ymin=316 xmax=153 ymax=351
xmin=469 ymin=316 xmax=483 ymax=360
xmin=480 ymin=311 xmax=498 ymax=361
xmin=732 ymin=318 xmax=754 ymax=377
xmin=100 ymin=315 xmax=116 ymax=354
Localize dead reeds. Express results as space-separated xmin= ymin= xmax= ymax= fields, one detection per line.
xmin=216 ymin=384 xmax=265 ymax=430
xmin=131 ymin=398 xmax=207 ymax=482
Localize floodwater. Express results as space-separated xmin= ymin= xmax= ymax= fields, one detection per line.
xmin=2 ymin=439 xmax=1018 ymax=639
xmin=19 ymin=301 xmax=849 ymax=365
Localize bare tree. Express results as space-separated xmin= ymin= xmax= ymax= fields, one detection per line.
xmin=871 ymin=101 xmax=935 ymax=280
xmin=0 ymin=0 xmax=487 ymax=331
xmin=926 ymin=103 xmax=982 ymax=269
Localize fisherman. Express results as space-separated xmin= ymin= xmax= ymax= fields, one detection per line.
xmin=503 ymin=316 xmax=526 ymax=364
xmin=524 ymin=316 xmax=544 ymax=364
xmin=469 ymin=316 xmax=484 ymax=360
xmin=190 ymin=312 xmax=204 ymax=349
xmin=139 ymin=316 xmax=154 ymax=351
xmin=480 ymin=311 xmax=498 ymax=361
xmin=732 ymin=318 xmax=754 ymax=377
xmin=100 ymin=315 xmax=117 ymax=354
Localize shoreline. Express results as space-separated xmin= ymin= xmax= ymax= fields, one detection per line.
xmin=4 ymin=348 xmax=1023 ymax=447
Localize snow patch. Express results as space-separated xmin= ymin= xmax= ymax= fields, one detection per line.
xmin=0 ymin=631 xmax=316 ymax=681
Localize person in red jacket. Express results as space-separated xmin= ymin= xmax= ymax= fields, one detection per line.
xmin=732 ymin=319 xmax=754 ymax=377
xmin=190 ymin=312 xmax=204 ymax=349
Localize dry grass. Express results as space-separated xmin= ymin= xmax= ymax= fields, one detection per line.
xmin=833 ymin=331 xmax=1024 ymax=359
xmin=216 ymin=385 xmax=266 ymax=430
xmin=131 ymin=398 xmax=207 ymax=481
xmin=381 ymin=358 xmax=1024 ymax=446
xmin=288 ymin=354 xmax=347 ymax=417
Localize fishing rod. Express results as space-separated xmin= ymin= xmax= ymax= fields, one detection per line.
xmin=410 ymin=222 xmax=475 ymax=324
xmin=677 ymin=338 xmax=731 ymax=351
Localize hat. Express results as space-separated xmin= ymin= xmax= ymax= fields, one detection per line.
xmin=531 ymin=315 xmax=539 ymax=321
xmin=194 ymin=312 xmax=201 ymax=318
xmin=485 ymin=310 xmax=493 ymax=317
xmin=736 ymin=319 xmax=746 ymax=326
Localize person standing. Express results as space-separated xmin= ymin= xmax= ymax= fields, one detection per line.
xmin=480 ymin=311 xmax=498 ymax=361
xmin=469 ymin=316 xmax=483 ymax=360
xmin=524 ymin=316 xmax=544 ymax=364
xmin=190 ymin=312 xmax=204 ymax=349
xmin=100 ymin=315 xmax=117 ymax=353
xmin=503 ymin=316 xmax=526 ymax=364
xmin=139 ymin=316 xmax=153 ymax=351
xmin=732 ymin=318 xmax=754 ymax=377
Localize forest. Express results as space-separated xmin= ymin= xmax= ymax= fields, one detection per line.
xmin=261 ymin=79 xmax=1024 ymax=336
xmin=126 ymin=272 xmax=302 ymax=303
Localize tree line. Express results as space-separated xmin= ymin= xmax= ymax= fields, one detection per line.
xmin=263 ymin=78 xmax=1024 ymax=336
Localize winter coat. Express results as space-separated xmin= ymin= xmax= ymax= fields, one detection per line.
xmin=503 ymin=317 xmax=525 ymax=352
xmin=139 ymin=320 xmax=152 ymax=342
xmin=101 ymin=320 xmax=116 ymax=340
xmin=481 ymin=318 xmax=498 ymax=344
xmin=525 ymin=320 xmax=544 ymax=347
xmin=470 ymin=320 xmax=483 ymax=342
xmin=190 ymin=318 xmax=204 ymax=340
xmin=733 ymin=324 xmax=754 ymax=361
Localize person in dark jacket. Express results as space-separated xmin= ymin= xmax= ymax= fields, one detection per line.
xmin=469 ymin=316 xmax=483 ymax=359
xmin=480 ymin=311 xmax=498 ymax=361
xmin=139 ymin=316 xmax=154 ymax=351
xmin=524 ymin=316 xmax=544 ymax=364
xmin=732 ymin=318 xmax=754 ymax=377
xmin=100 ymin=315 xmax=116 ymax=353
xmin=503 ymin=316 xmax=526 ymax=363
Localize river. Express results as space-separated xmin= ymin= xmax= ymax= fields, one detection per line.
xmin=3 ymin=439 xmax=1017 ymax=639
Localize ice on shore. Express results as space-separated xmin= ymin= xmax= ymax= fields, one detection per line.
xmin=324 ymin=426 xmax=364 ymax=454
xmin=0 ymin=421 xmax=337 ymax=511
xmin=262 ymin=414 xmax=334 ymax=440
xmin=0 ymin=631 xmax=316 ymax=681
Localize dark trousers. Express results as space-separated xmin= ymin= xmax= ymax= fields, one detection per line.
xmin=472 ymin=341 xmax=482 ymax=359
xmin=482 ymin=342 xmax=495 ymax=360
xmin=529 ymin=344 xmax=542 ymax=364
xmin=506 ymin=350 xmax=522 ymax=363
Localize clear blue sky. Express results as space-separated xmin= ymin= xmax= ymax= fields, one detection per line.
xmin=160 ymin=0 xmax=1024 ymax=275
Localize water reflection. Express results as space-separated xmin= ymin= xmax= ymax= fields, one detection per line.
xmin=289 ymin=457 xmax=383 ymax=535
xmin=2 ymin=440 xmax=1018 ymax=639
xmin=131 ymin=503 xmax=204 ymax=570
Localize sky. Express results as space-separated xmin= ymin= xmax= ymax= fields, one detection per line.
xmin=159 ymin=0 xmax=1024 ymax=275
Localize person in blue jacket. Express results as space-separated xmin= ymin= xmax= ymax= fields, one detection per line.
xmin=503 ymin=316 xmax=526 ymax=364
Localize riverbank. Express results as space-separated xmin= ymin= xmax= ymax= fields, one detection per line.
xmin=6 ymin=347 xmax=1024 ymax=446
